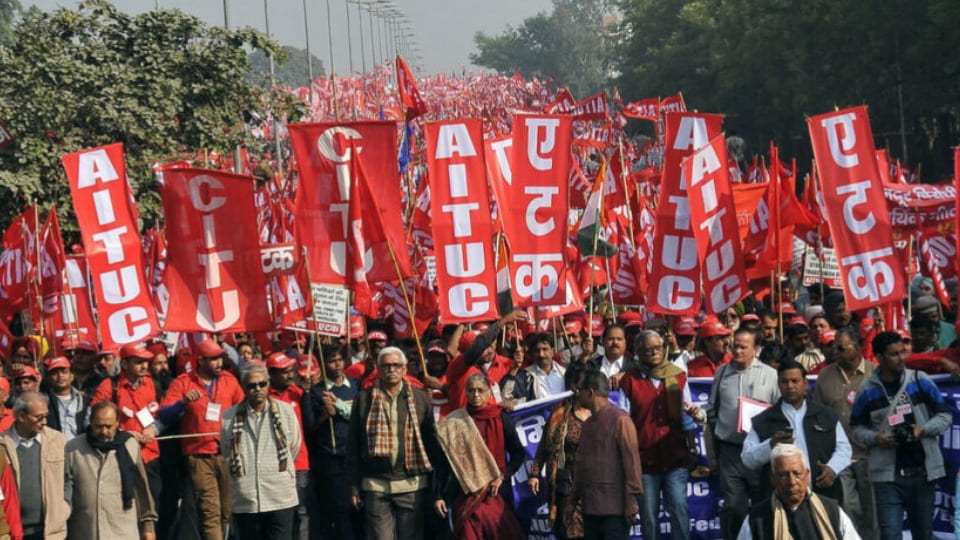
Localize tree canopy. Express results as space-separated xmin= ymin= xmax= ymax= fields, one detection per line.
xmin=0 ymin=0 xmax=292 ymax=232
xmin=248 ymin=45 xmax=326 ymax=89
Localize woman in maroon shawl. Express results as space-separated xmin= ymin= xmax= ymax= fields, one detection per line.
xmin=433 ymin=373 xmax=524 ymax=539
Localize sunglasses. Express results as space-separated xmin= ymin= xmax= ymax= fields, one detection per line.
xmin=245 ymin=381 xmax=269 ymax=390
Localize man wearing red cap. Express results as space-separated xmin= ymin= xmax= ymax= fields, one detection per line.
xmin=160 ymin=339 xmax=244 ymax=540
xmin=670 ymin=317 xmax=699 ymax=372
xmin=13 ymin=366 xmax=40 ymax=396
xmin=266 ymin=352 xmax=314 ymax=539
xmin=44 ymin=357 xmax=87 ymax=440
xmin=558 ymin=319 xmax=586 ymax=364
xmin=90 ymin=341 xmax=166 ymax=532
xmin=344 ymin=330 xmax=390 ymax=382
xmin=65 ymin=339 xmax=104 ymax=399
xmin=688 ymin=317 xmax=733 ymax=377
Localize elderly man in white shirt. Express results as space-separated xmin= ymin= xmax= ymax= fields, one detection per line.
xmin=741 ymin=359 xmax=851 ymax=502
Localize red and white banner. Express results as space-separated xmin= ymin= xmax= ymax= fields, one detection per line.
xmin=808 ymin=106 xmax=905 ymax=311
xmin=681 ymin=134 xmax=748 ymax=313
xmin=647 ymin=112 xmax=723 ymax=315
xmin=544 ymin=87 xmax=576 ymax=115
xmin=484 ymin=136 xmax=513 ymax=234
xmin=507 ymin=114 xmax=572 ymax=307
xmin=62 ymin=144 xmax=159 ymax=349
xmin=289 ymin=121 xmax=410 ymax=286
xmin=425 ymin=120 xmax=499 ymax=322
xmin=159 ymin=167 xmax=271 ymax=332
xmin=0 ymin=206 xmax=37 ymax=320
xmin=623 ymin=97 xmax=660 ymax=121
xmin=570 ymin=92 xmax=608 ymax=121
xmin=47 ymin=255 xmax=97 ymax=341
xmin=884 ymin=183 xmax=956 ymax=228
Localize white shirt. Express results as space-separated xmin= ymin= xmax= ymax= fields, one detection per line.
xmin=599 ymin=356 xmax=624 ymax=379
xmin=12 ymin=428 xmax=42 ymax=448
xmin=741 ymin=400 xmax=853 ymax=485
xmin=530 ymin=364 xmax=565 ymax=396
xmin=736 ymin=503 xmax=861 ymax=539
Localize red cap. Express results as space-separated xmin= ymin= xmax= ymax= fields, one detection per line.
xmin=617 ymin=311 xmax=643 ymax=328
xmin=367 ymin=330 xmax=388 ymax=342
xmin=61 ymin=336 xmax=98 ymax=352
xmin=297 ymin=355 xmax=320 ymax=378
xmin=265 ymin=352 xmax=296 ymax=370
xmin=196 ymin=339 xmax=225 ymax=359
xmin=458 ymin=330 xmax=482 ymax=353
xmin=473 ymin=322 xmax=491 ymax=333
xmin=15 ymin=366 xmax=39 ymax=381
xmin=146 ymin=342 xmax=168 ymax=357
xmin=897 ymin=329 xmax=912 ymax=342
xmin=45 ymin=356 xmax=71 ymax=371
xmin=788 ymin=316 xmax=808 ymax=327
xmin=119 ymin=342 xmax=154 ymax=361
xmin=699 ymin=316 xmax=732 ymax=338
xmin=673 ymin=317 xmax=699 ymax=337
xmin=426 ymin=343 xmax=447 ymax=355
xmin=859 ymin=317 xmax=875 ymax=336
xmin=779 ymin=302 xmax=797 ymax=315
xmin=349 ymin=316 xmax=366 ymax=339
xmin=589 ymin=315 xmax=604 ymax=337
xmin=563 ymin=320 xmax=583 ymax=334
xmin=740 ymin=314 xmax=760 ymax=323
xmin=819 ymin=329 xmax=837 ymax=345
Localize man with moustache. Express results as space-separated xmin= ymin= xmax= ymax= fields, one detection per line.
xmin=587 ymin=324 xmax=636 ymax=389
xmin=44 ymin=356 xmax=88 ymax=440
xmin=221 ymin=364 xmax=301 ymax=539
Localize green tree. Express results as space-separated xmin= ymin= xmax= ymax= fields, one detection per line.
xmin=472 ymin=0 xmax=616 ymax=99
xmin=616 ymin=0 xmax=960 ymax=178
xmin=248 ymin=45 xmax=326 ymax=89
xmin=0 ymin=0 xmax=19 ymax=47
xmin=0 ymin=0 xmax=295 ymax=232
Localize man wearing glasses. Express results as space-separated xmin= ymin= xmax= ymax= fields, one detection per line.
xmin=347 ymin=347 xmax=437 ymax=540
xmin=221 ymin=364 xmax=301 ymax=539
xmin=620 ymin=330 xmax=702 ymax=540
xmin=0 ymin=391 xmax=71 ymax=540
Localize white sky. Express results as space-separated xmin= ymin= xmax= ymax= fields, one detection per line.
xmin=22 ymin=0 xmax=554 ymax=75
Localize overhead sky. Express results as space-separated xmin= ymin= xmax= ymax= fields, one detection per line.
xmin=22 ymin=0 xmax=554 ymax=75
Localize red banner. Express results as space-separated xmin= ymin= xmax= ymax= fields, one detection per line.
xmin=0 ymin=206 xmax=37 ymax=320
xmin=647 ymin=112 xmax=723 ymax=315
xmin=623 ymin=97 xmax=660 ymax=121
xmin=682 ymin=134 xmax=748 ymax=313
xmin=507 ymin=114 xmax=572 ymax=307
xmin=396 ymin=55 xmax=427 ymax=122
xmin=62 ymin=143 xmax=159 ymax=349
xmin=159 ymin=168 xmax=271 ymax=332
xmin=424 ymin=120 xmax=499 ymax=322
xmin=808 ymin=106 xmax=905 ymax=311
xmin=570 ymin=92 xmax=609 ymax=121
xmin=289 ymin=121 xmax=410 ymax=286
xmin=484 ymin=136 xmax=513 ymax=234
xmin=47 ymin=255 xmax=97 ymax=341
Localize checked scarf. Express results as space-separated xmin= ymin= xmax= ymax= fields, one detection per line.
xmin=366 ymin=382 xmax=432 ymax=474
xmin=229 ymin=398 xmax=290 ymax=478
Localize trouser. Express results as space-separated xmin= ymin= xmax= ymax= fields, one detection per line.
xmin=874 ymin=470 xmax=936 ymax=540
xmin=362 ymin=489 xmax=425 ymax=540
xmin=582 ymin=515 xmax=630 ymax=540
xmin=314 ymin=454 xmax=361 ymax=540
xmin=639 ymin=468 xmax=690 ymax=540
xmin=293 ymin=471 xmax=314 ymax=539
xmin=188 ymin=454 xmax=232 ymax=540
xmin=716 ymin=441 xmax=762 ymax=540
xmin=838 ymin=459 xmax=877 ymax=539
xmin=234 ymin=507 xmax=296 ymax=540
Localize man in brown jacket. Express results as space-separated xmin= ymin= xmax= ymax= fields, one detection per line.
xmin=566 ymin=369 xmax=643 ymax=540
xmin=0 ymin=391 xmax=71 ymax=540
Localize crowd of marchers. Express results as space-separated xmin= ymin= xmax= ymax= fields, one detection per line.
xmin=0 ymin=278 xmax=957 ymax=540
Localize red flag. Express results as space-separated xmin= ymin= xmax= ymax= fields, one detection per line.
xmin=289 ymin=121 xmax=409 ymax=286
xmin=38 ymin=208 xmax=66 ymax=302
xmin=424 ymin=120 xmax=499 ymax=322
xmin=544 ymin=87 xmax=576 ymax=115
xmin=0 ymin=206 xmax=37 ymax=320
xmin=159 ymin=167 xmax=272 ymax=332
xmin=681 ymin=134 xmax=749 ymax=312
xmin=808 ymin=106 xmax=906 ymax=311
xmin=647 ymin=112 xmax=723 ymax=315
xmin=955 ymin=147 xmax=960 ymax=278
xmin=507 ymin=114 xmax=573 ymax=307
xmin=62 ymin=144 xmax=159 ymax=349
xmin=569 ymin=92 xmax=609 ymax=122
xmin=917 ymin=229 xmax=952 ymax=307
xmin=484 ymin=136 xmax=514 ymax=234
xmin=396 ymin=55 xmax=427 ymax=122
xmin=48 ymin=255 xmax=97 ymax=342
xmin=623 ymin=97 xmax=660 ymax=121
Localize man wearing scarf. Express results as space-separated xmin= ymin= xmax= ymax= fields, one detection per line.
xmin=620 ymin=330 xmax=700 ymax=540
xmin=347 ymin=346 xmax=438 ymax=540
xmin=433 ymin=373 xmax=524 ymax=540
xmin=64 ymin=400 xmax=157 ymax=539
xmin=220 ymin=364 xmax=300 ymax=540
xmin=737 ymin=444 xmax=860 ymax=539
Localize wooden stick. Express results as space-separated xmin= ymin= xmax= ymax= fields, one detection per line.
xmin=154 ymin=432 xmax=220 ymax=441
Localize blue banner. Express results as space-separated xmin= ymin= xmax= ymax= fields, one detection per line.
xmin=509 ymin=375 xmax=960 ymax=539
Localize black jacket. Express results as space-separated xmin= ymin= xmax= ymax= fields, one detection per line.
xmin=746 ymin=495 xmax=842 ymax=540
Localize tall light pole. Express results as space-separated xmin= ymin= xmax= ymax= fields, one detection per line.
xmin=302 ymin=0 xmax=315 ymax=102
xmin=344 ymin=0 xmax=355 ymax=73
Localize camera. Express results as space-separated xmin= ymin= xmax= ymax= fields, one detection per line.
xmin=892 ymin=423 xmax=914 ymax=444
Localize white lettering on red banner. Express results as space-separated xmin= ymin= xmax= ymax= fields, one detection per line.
xmin=425 ymin=120 xmax=498 ymax=322
xmin=682 ymin=134 xmax=748 ymax=312
xmin=159 ymin=168 xmax=272 ymax=332
xmin=508 ymin=114 xmax=573 ymax=307
xmin=808 ymin=106 xmax=905 ymax=311
xmin=648 ymin=113 xmax=723 ymax=315
xmin=62 ymin=143 xmax=159 ymax=348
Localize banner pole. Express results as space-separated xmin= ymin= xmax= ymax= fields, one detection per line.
xmin=302 ymin=246 xmax=336 ymax=452
xmin=384 ymin=240 xmax=428 ymax=376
